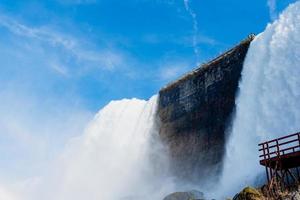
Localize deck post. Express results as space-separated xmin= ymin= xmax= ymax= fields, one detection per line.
xmin=262 ymin=143 xmax=270 ymax=182
xmin=259 ymin=131 xmax=300 ymax=188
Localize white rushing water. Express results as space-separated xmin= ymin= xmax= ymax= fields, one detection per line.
xmin=8 ymin=95 xmax=175 ymax=200
xmin=219 ymin=1 xmax=300 ymax=197
xmin=51 ymin=95 xmax=175 ymax=200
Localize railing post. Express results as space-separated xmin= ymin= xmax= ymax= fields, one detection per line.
xmin=298 ymin=133 xmax=300 ymax=150
xmin=276 ymin=139 xmax=280 ymax=157
xmin=276 ymin=140 xmax=278 ymax=155
xmin=262 ymin=143 xmax=270 ymax=182
xmin=266 ymin=142 xmax=273 ymax=180
xmin=266 ymin=142 xmax=270 ymax=159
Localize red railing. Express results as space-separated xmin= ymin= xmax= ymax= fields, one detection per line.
xmin=259 ymin=132 xmax=300 ymax=160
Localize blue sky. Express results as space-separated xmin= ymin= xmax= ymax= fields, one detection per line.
xmin=0 ymin=0 xmax=297 ymax=181
xmin=0 ymin=0 xmax=296 ymax=110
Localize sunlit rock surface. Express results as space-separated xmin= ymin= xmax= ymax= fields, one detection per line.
xmin=233 ymin=187 xmax=263 ymax=200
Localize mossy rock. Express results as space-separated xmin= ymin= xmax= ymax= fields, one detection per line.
xmin=163 ymin=190 xmax=205 ymax=200
xmin=233 ymin=187 xmax=264 ymax=200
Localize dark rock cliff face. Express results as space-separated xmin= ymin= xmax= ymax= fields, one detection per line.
xmin=157 ymin=36 xmax=254 ymax=184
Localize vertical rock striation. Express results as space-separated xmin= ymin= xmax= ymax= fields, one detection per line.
xmin=158 ymin=35 xmax=254 ymax=184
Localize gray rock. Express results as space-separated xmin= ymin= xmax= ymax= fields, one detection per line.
xmin=158 ymin=36 xmax=254 ymax=184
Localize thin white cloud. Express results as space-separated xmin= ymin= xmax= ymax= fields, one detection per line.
xmin=183 ymin=0 xmax=200 ymax=65
xmin=196 ymin=34 xmax=218 ymax=45
xmin=50 ymin=63 xmax=70 ymax=77
xmin=58 ymin=0 xmax=98 ymax=5
xmin=179 ymin=34 xmax=219 ymax=47
xmin=0 ymin=14 xmax=125 ymax=73
xmin=267 ymin=0 xmax=277 ymax=20
xmin=0 ymin=15 xmax=76 ymax=49
xmin=142 ymin=32 xmax=218 ymax=47
xmin=158 ymin=61 xmax=190 ymax=81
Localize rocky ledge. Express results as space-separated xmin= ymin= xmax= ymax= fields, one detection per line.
xmin=162 ymin=184 xmax=300 ymax=200
xmin=233 ymin=185 xmax=300 ymax=200
xmin=163 ymin=190 xmax=205 ymax=200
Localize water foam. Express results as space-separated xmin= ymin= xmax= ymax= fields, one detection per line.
xmin=17 ymin=95 xmax=174 ymax=200
xmin=220 ymin=1 xmax=300 ymax=196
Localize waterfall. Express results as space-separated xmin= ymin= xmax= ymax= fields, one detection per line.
xmin=22 ymin=95 xmax=175 ymax=200
xmin=219 ymin=1 xmax=300 ymax=196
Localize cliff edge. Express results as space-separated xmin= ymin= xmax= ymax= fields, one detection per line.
xmin=157 ymin=35 xmax=255 ymax=184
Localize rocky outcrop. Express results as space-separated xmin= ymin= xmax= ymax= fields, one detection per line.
xmin=158 ymin=35 xmax=254 ymax=184
xmin=233 ymin=185 xmax=300 ymax=200
xmin=163 ymin=190 xmax=205 ymax=200
xmin=233 ymin=187 xmax=264 ymax=200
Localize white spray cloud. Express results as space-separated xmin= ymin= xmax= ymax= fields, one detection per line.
xmin=219 ymin=1 xmax=300 ymax=197
xmin=183 ymin=0 xmax=200 ymax=65
xmin=267 ymin=0 xmax=278 ymax=20
xmin=0 ymin=87 xmax=93 ymax=182
xmin=7 ymin=96 xmax=176 ymax=200
xmin=0 ymin=185 xmax=18 ymax=200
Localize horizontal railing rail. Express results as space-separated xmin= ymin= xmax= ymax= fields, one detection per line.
xmin=258 ymin=132 xmax=300 ymax=160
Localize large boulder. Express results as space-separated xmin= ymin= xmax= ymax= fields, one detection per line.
xmin=163 ymin=190 xmax=205 ymax=200
xmin=233 ymin=187 xmax=264 ymax=200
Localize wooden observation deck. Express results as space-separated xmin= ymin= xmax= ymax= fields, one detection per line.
xmin=259 ymin=132 xmax=300 ymax=185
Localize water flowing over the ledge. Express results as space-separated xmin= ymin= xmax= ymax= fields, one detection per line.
xmin=219 ymin=1 xmax=300 ymax=196
xmin=24 ymin=95 xmax=174 ymax=200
